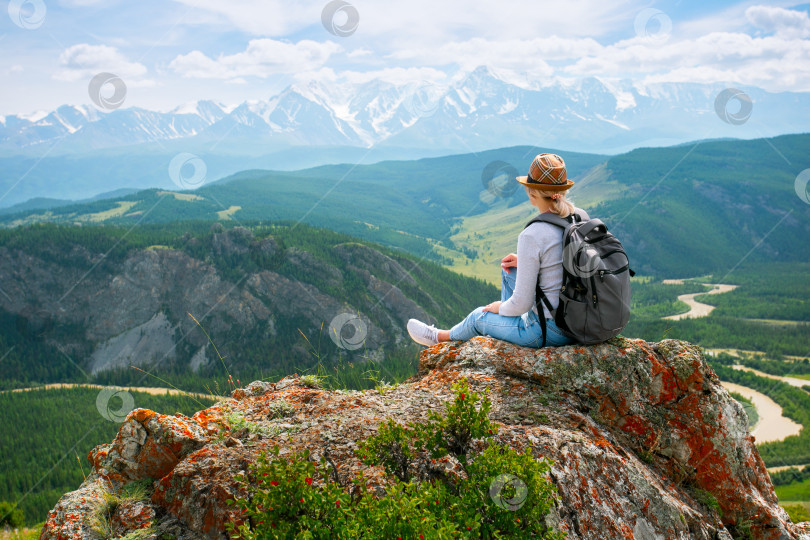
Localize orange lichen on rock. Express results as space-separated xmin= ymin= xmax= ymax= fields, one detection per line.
xmin=40 ymin=338 xmax=809 ymax=540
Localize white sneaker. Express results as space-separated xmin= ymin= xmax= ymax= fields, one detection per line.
xmin=407 ymin=319 xmax=439 ymax=347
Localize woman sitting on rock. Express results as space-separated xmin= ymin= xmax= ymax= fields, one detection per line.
xmin=407 ymin=153 xmax=588 ymax=348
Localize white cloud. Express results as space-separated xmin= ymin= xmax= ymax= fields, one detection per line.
xmin=126 ymin=79 xmax=159 ymax=88
xmin=170 ymin=0 xmax=317 ymax=35
xmin=6 ymin=0 xmax=810 ymax=116
xmin=560 ymin=30 xmax=810 ymax=92
xmin=170 ymin=0 xmax=647 ymax=39
xmin=746 ymin=5 xmax=810 ymax=38
xmin=169 ymin=38 xmax=341 ymax=78
xmin=353 ymin=0 xmax=646 ymax=43
xmin=386 ymin=36 xmax=602 ymax=85
xmin=57 ymin=0 xmax=108 ymax=5
xmin=53 ymin=44 xmax=148 ymax=82
xmin=391 ymin=36 xmax=601 ymax=67
xmin=160 ymin=0 xmax=810 ymax=93
xmin=374 ymin=25 xmax=810 ymax=92
xmin=347 ymin=48 xmax=373 ymax=59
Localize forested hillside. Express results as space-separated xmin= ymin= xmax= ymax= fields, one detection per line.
xmin=592 ymin=134 xmax=810 ymax=276
xmin=0 ymin=220 xmax=502 ymax=528
xmin=0 ymin=221 xmax=497 ymax=392
xmin=1 ymin=139 xmax=809 ymax=529
xmin=445 ymin=134 xmax=810 ymax=279
xmin=4 ymin=135 xmax=807 ymax=278
xmin=0 ymin=146 xmax=606 ymax=263
xmin=0 ymin=387 xmax=213 ymax=526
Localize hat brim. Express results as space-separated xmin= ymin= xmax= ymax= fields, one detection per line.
xmin=515 ymin=176 xmax=574 ymax=191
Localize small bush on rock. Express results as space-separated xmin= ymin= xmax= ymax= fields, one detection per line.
xmin=266 ymin=399 xmax=295 ymax=420
xmin=298 ymin=375 xmax=323 ymax=389
xmin=358 ymin=418 xmax=414 ymax=482
xmin=227 ymin=378 xmax=564 ymax=539
xmin=86 ymin=480 xmax=152 ymax=539
xmin=409 ymin=378 xmax=497 ymax=463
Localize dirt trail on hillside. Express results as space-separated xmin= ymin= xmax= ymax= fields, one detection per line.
xmin=731 ymin=365 xmax=810 ymax=389
xmin=662 ymin=281 xmax=739 ymax=320
xmin=3 ymin=383 xmax=218 ymax=401
xmin=706 ymin=348 xmax=808 ymax=362
xmin=720 ymin=381 xmax=802 ymax=443
xmin=768 ymin=463 xmax=809 ymax=473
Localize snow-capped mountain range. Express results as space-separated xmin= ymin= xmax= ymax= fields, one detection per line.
xmin=3 ymin=66 xmax=809 ymax=156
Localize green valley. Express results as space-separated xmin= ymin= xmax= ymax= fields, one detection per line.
xmin=1 ymin=134 xmax=808 ymax=528
xmin=3 ymin=135 xmax=808 ymax=278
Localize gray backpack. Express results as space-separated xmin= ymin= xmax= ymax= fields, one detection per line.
xmin=525 ymin=213 xmax=633 ymax=346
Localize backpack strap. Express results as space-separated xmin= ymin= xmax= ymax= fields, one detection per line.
xmin=524 ymin=212 xmax=578 ymax=230
xmin=522 ymin=212 xmax=579 ymax=346
xmin=575 ymin=218 xmax=606 ymax=239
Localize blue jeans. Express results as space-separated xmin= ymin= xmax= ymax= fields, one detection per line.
xmin=448 ymin=268 xmax=574 ymax=348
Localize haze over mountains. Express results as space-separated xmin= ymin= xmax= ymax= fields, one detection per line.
xmin=2 ymin=67 xmax=809 ymax=207
xmin=6 ymin=67 xmax=809 ymax=155
xmin=4 ymin=134 xmax=808 ymax=279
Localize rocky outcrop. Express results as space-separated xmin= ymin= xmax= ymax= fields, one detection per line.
xmin=41 ymin=338 xmax=810 ymax=539
xmin=0 ymin=226 xmax=446 ymax=377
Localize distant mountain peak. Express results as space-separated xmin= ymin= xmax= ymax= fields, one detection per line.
xmin=0 ymin=71 xmax=807 ymax=158
xmin=171 ymin=100 xmax=227 ymax=119
xmin=17 ymin=109 xmax=50 ymax=122
xmin=468 ymin=64 xmax=500 ymax=79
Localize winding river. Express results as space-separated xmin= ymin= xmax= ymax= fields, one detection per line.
xmin=661 ymin=281 xmax=739 ymax=320
xmin=720 ymin=381 xmax=802 ymax=443
xmin=659 ymin=280 xmax=804 ymax=444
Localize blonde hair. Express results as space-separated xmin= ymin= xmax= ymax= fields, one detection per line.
xmin=525 ymin=187 xmax=575 ymax=218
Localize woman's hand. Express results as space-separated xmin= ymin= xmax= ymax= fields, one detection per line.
xmin=501 ymin=253 xmax=517 ymax=273
xmin=482 ymin=301 xmax=502 ymax=314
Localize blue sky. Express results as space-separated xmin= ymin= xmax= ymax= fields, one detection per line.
xmin=1 ymin=0 xmax=809 ymax=116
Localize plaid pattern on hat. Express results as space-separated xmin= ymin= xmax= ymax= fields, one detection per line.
xmin=528 ymin=154 xmax=566 ymax=185
xmin=515 ymin=153 xmax=574 ymax=191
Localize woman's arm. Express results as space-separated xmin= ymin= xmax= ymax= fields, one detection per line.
xmin=497 ymin=228 xmax=542 ymax=317
xmin=482 ymin=252 xmax=519 ymax=312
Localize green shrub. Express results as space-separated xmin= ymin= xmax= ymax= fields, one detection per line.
xmin=409 ymin=378 xmax=497 ymax=463
xmin=358 ymin=418 xmax=414 ymax=482
xmin=0 ymin=501 xmax=24 ymax=528
xmin=86 ymin=480 xmax=152 ymax=539
xmin=299 ymin=375 xmax=323 ymax=389
xmin=266 ymin=399 xmax=295 ymax=420
xmin=692 ymin=488 xmax=722 ymax=516
xmin=782 ymin=503 xmax=810 ymax=523
xmin=227 ymin=377 xmax=564 ymax=539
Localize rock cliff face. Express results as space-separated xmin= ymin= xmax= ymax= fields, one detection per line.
xmin=41 ymin=338 xmax=810 ymax=539
xmin=0 ymin=226 xmax=451 ymax=378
